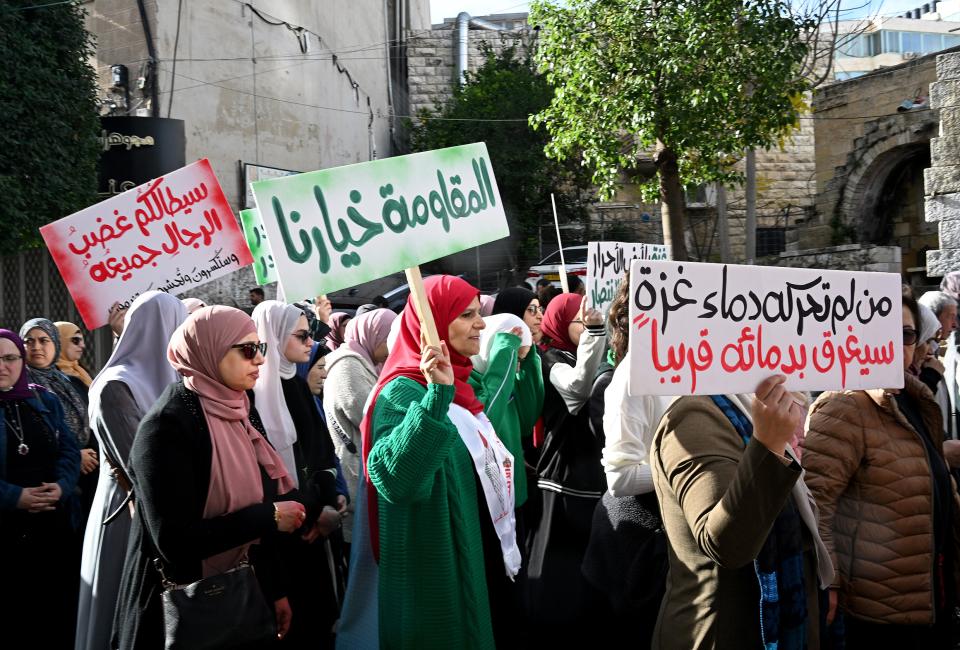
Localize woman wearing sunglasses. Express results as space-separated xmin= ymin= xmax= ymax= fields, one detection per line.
xmin=803 ymin=289 xmax=959 ymax=648
xmin=113 ymin=306 xmax=305 ymax=649
xmin=77 ymin=291 xmax=187 ymax=650
xmin=252 ymin=300 xmax=342 ymax=649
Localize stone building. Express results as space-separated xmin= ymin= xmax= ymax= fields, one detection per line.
xmin=83 ymin=0 xmax=430 ymax=308
xmin=925 ymin=51 xmax=960 ymax=277
xmin=407 ymin=12 xmax=817 ymax=265
xmin=798 ymin=47 xmax=950 ymax=282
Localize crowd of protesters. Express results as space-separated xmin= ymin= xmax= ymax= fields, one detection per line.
xmin=4 ymin=269 xmax=960 ymax=649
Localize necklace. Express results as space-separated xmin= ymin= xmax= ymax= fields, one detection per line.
xmin=5 ymin=404 xmax=28 ymax=456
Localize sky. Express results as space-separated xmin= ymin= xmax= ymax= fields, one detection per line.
xmin=429 ymin=0 xmax=943 ymax=25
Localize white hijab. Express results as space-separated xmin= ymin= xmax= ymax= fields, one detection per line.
xmin=251 ymin=300 xmax=304 ymax=485
xmin=471 ymin=313 xmax=531 ymax=374
xmin=88 ymin=291 xmax=188 ymax=422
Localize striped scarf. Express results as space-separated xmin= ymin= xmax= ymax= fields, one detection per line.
xmin=710 ymin=395 xmax=808 ymax=650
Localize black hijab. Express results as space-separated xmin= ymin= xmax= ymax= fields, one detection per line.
xmin=493 ymin=287 xmax=537 ymax=320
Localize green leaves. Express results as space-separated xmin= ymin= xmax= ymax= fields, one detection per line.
xmin=0 ymin=0 xmax=100 ymax=254
xmin=530 ymin=0 xmax=813 ymax=202
xmin=411 ymin=42 xmax=591 ymax=262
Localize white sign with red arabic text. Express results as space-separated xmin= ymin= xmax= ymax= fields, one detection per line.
xmin=628 ymin=260 xmax=904 ymax=396
xmin=41 ymin=159 xmax=252 ymax=329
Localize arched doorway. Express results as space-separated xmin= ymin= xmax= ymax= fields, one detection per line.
xmin=852 ymin=143 xmax=935 ymax=271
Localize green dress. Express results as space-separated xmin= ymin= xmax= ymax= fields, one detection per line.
xmin=366 ymin=378 xmax=495 ymax=650
xmin=468 ymin=333 xmax=544 ymax=506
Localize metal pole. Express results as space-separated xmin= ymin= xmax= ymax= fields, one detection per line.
xmin=745 ymin=148 xmax=757 ymax=264
xmin=717 ymin=183 xmax=730 ymax=263
xmin=551 ymin=193 xmax=570 ymax=293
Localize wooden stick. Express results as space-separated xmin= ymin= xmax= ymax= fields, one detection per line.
xmin=404 ymin=266 xmax=441 ymax=348
xmin=550 ymin=193 xmax=570 ymax=294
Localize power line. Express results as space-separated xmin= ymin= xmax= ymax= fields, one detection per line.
xmin=1 ymin=0 xmax=77 ymax=12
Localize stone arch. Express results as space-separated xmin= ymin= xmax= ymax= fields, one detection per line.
xmin=838 ymin=125 xmax=932 ymax=238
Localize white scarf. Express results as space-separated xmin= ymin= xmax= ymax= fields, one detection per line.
xmin=446 ymin=403 xmax=522 ymax=579
xmin=252 ymin=300 xmax=304 ymax=487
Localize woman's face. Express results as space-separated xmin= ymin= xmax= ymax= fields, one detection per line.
xmin=62 ymin=330 xmax=85 ymax=362
xmin=447 ymin=297 xmax=485 ymax=357
xmin=0 ymin=338 xmax=24 ymax=391
xmin=337 ymin=318 xmax=350 ymax=341
xmin=524 ymin=299 xmax=543 ymax=342
xmin=903 ymin=305 xmax=917 ymax=373
xmin=23 ymin=327 xmax=55 ymax=369
xmin=372 ymin=340 xmax=390 ymax=364
xmin=218 ymin=332 xmax=265 ymax=391
xmin=284 ymin=314 xmax=312 ymax=363
xmin=307 ymin=357 xmax=327 ymax=395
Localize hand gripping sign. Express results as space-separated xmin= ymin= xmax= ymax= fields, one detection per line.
xmin=250 ymin=142 xmax=509 ymax=345
xmin=41 ymin=159 xmax=253 ymax=329
xmin=627 ymin=260 xmax=904 ymax=396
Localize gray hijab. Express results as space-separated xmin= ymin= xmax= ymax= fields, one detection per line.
xmin=19 ymin=317 xmax=90 ymax=444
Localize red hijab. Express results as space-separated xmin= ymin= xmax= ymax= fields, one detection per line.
xmin=360 ymin=275 xmax=482 ymax=559
xmin=540 ymin=293 xmax=582 ymax=353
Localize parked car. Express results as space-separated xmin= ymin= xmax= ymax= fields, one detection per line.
xmin=525 ymin=245 xmax=589 ymax=290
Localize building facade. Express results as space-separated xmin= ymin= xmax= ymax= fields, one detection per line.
xmin=84 ymin=0 xmax=430 ymax=307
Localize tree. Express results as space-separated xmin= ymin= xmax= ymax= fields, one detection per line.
xmin=0 ymin=0 xmax=100 ymax=254
xmin=410 ymin=42 xmax=592 ymax=271
xmin=529 ymin=0 xmax=814 ymax=260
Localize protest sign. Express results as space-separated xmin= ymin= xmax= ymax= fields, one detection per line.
xmin=586 ymin=241 xmax=668 ymax=314
xmin=41 ymin=159 xmax=253 ymax=329
xmin=627 ymin=260 xmax=903 ymax=396
xmin=240 ymin=208 xmax=278 ymax=285
xmin=250 ymin=142 xmax=509 ymax=300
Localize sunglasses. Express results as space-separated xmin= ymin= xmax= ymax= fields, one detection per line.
xmin=291 ymin=329 xmax=311 ymax=344
xmin=231 ymin=341 xmax=267 ymax=360
xmin=903 ymin=328 xmax=918 ymax=346
xmin=69 ymin=336 xmax=83 ymax=345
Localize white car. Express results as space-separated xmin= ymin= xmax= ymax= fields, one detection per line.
xmin=525 ymin=245 xmax=589 ymax=290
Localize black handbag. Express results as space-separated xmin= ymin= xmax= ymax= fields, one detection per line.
xmin=156 ymin=558 xmax=276 ymax=650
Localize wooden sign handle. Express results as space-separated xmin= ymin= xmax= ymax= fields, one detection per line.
xmin=404 ymin=266 xmax=441 ymax=348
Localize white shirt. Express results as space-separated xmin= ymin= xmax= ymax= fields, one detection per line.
xmin=601 ymin=355 xmax=673 ymax=497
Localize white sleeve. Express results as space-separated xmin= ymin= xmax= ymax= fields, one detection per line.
xmin=601 ymin=367 xmax=657 ymax=496
xmin=548 ymin=329 xmax=607 ymax=415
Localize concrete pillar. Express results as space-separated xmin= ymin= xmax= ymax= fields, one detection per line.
xmin=925 ymin=53 xmax=960 ymax=275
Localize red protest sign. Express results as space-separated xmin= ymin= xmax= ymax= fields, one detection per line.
xmin=41 ymin=159 xmax=253 ymax=329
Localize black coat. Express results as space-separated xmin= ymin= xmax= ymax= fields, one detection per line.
xmin=112 ymin=381 xmax=295 ymax=650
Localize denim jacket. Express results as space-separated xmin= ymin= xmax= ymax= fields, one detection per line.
xmin=0 ymin=388 xmax=81 ymax=511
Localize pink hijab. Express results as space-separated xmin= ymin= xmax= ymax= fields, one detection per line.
xmin=167 ymin=306 xmax=295 ymax=575
xmin=339 ymin=308 xmax=397 ymax=374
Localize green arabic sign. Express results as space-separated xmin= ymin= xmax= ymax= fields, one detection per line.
xmin=240 ymin=208 xmax=278 ymax=285
xmin=250 ymin=142 xmax=509 ymax=299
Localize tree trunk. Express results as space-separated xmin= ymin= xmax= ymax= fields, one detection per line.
xmin=654 ymin=141 xmax=688 ymax=261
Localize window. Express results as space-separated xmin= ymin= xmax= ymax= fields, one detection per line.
xmin=922 ymin=33 xmax=944 ymax=54
xmin=756 ymin=227 xmax=786 ymax=258
xmin=902 ymin=31 xmax=922 ymax=54
xmin=837 ymin=33 xmax=865 ymax=57
xmin=945 ymin=34 xmax=960 ymax=49
xmin=835 ymin=70 xmax=866 ymax=81
xmin=883 ymin=30 xmax=902 ymax=53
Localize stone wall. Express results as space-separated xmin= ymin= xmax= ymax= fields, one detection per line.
xmin=926 ymin=52 xmax=960 ymax=276
xmin=776 ymin=244 xmax=901 ymax=273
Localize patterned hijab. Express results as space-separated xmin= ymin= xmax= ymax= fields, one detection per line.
xmin=169 ymin=306 xmax=295 ymax=575
xmin=19 ymin=318 xmax=90 ymax=444
xmin=54 ymin=321 xmax=92 ymax=387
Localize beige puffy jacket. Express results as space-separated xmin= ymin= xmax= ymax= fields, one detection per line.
xmin=803 ymin=374 xmax=958 ymax=625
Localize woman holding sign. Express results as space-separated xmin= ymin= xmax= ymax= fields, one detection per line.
xmin=526 ymin=292 xmax=608 ymax=643
xmin=361 ymin=275 xmax=521 ymax=650
xmin=803 ymin=291 xmax=958 ymax=648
